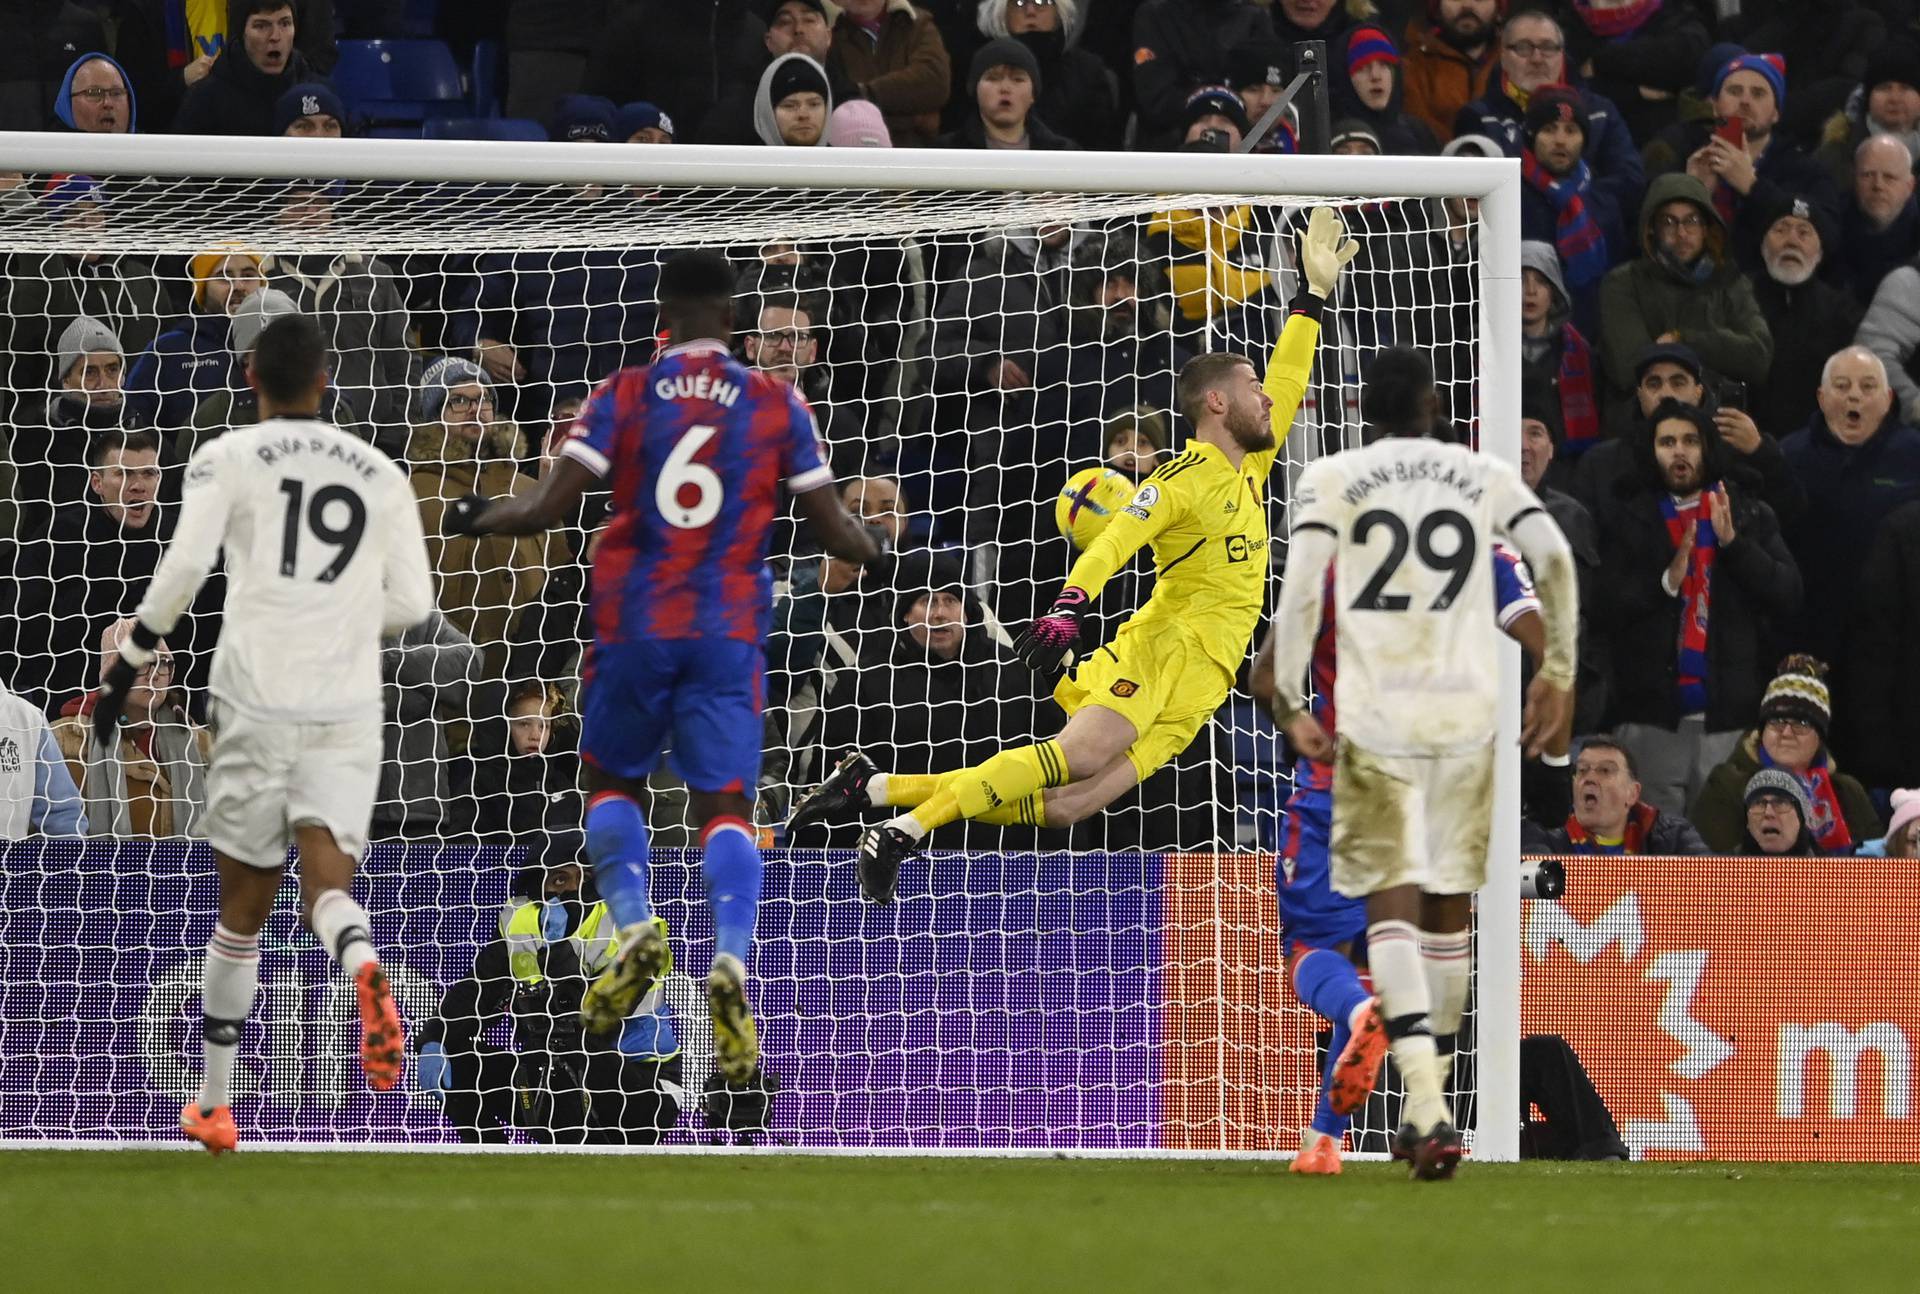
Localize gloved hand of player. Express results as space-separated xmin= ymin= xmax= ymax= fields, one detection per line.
xmin=1299 ymin=206 xmax=1361 ymax=299
xmin=417 ymin=1041 xmax=452 ymax=1099
xmin=442 ymin=492 xmax=490 ymax=537
xmin=92 ymin=623 xmax=158 ymax=748
xmin=1014 ymin=586 xmax=1090 ymax=673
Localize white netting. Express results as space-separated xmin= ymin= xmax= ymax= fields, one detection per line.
xmin=0 ymin=148 xmax=1494 ymax=1151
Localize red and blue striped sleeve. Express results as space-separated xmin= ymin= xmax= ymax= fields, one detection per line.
xmin=1494 ymin=545 xmax=1542 ymax=630
xmin=561 ymin=371 xmax=629 ymax=478
xmin=781 ymin=385 xmax=833 ymax=494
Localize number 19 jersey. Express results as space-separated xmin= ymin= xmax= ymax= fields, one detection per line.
xmin=563 ymin=338 xmax=831 ymax=645
xmin=1288 ymin=438 xmax=1550 ymax=757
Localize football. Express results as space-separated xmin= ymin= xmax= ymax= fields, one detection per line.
xmin=1055 ymin=466 xmax=1136 ymax=551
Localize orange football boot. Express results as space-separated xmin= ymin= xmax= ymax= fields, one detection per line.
xmin=1290 ymin=1135 xmax=1344 ymax=1176
xmin=180 ymin=1102 xmax=237 ymax=1155
xmin=354 ymin=962 xmax=405 ymax=1092
xmin=1329 ymin=998 xmax=1389 ymax=1116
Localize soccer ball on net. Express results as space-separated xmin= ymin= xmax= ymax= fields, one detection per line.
xmin=1055 ymin=466 xmax=1137 ymax=551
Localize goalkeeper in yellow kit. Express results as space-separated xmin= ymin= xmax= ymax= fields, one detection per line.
xmin=789 ymin=208 xmax=1360 ymax=901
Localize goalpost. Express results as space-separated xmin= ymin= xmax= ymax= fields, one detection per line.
xmin=0 ymin=133 xmax=1521 ymax=1159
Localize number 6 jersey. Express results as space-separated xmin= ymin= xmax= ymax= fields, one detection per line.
xmin=562 ymin=338 xmax=831 ymax=646
xmin=134 ymin=418 xmax=434 ymax=722
xmin=1286 ymin=438 xmax=1555 ymax=757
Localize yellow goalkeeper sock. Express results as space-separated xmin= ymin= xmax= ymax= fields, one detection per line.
xmin=896 ymin=741 xmax=1068 ymax=839
xmin=972 ymin=794 xmax=1047 ymax=827
xmin=877 ymin=772 xmax=948 ymax=808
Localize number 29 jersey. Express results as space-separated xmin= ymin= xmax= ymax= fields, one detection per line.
xmin=563 ymin=338 xmax=832 ymax=645
xmin=1288 ymin=438 xmax=1551 ymax=757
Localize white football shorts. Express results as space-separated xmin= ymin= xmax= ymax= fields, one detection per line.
xmin=204 ymin=701 xmax=381 ymax=868
xmin=1329 ymin=738 xmax=1496 ymax=898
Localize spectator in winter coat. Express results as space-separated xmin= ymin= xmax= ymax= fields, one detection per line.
xmin=1454 ymin=10 xmax=1643 ymax=226
xmin=1 ymin=176 xmax=175 ymax=403
xmin=52 ymin=53 xmax=135 ymax=133
xmin=1520 ymin=736 xmax=1711 ymax=856
xmin=1130 ymin=0 xmax=1275 ymax=151
xmin=1597 ymin=173 xmax=1772 ymax=411
xmin=1228 ymin=41 xmax=1297 ymax=154
xmin=1271 ymin=0 xmax=1355 ymax=47
xmin=171 ymin=1 xmax=319 ymax=136
xmin=1329 ymin=24 xmax=1441 ymax=156
xmin=1839 ymin=135 xmax=1920 ymax=303
xmin=114 ymin=0 xmax=336 ymax=132
xmin=123 ymin=244 xmax=264 ymax=442
xmin=1814 ymin=43 xmax=1920 ymax=195
xmin=696 ymin=0 xmax=856 ymax=144
xmin=1752 ymin=194 xmax=1862 ymax=435
xmin=1400 ymin=0 xmax=1502 ymax=145
xmin=1646 ymin=53 xmax=1843 ymax=274
xmin=1516 ymin=84 xmax=1620 ymax=323
xmin=408 ymin=359 xmax=550 ymax=676
xmin=1044 ymin=232 xmax=1189 ymax=466
xmin=1520 ymin=378 xmax=1607 ymax=736
xmin=582 ymin=0 xmax=763 ymax=141
xmin=0 ymin=676 xmax=86 ymax=838
xmin=1554 ymin=0 xmax=1708 ymax=145
xmin=937 ymin=36 xmax=1075 ymax=149
xmin=1690 ymin=656 xmax=1883 ymax=854
xmin=976 ymin=0 xmax=1117 ymax=151
xmin=1777 ymin=346 xmax=1920 ymax=703
xmin=1593 ymin=401 xmax=1802 ymax=815
xmin=50 ymin=618 xmax=210 ymax=839
xmin=1521 ymin=240 xmax=1604 ymax=464
xmin=1848 ymin=500 xmax=1920 ymax=792
xmin=178 ymin=286 xmax=364 ymax=459
xmin=826 ymin=0 xmax=952 ymax=148
xmin=10 ymin=315 xmax=125 ymax=539
xmin=460 ymin=680 xmax=583 ymax=842
xmin=1728 ymin=769 xmax=1819 ymax=857
xmin=754 ymin=51 xmax=833 ymax=146
xmin=373 ymin=610 xmax=504 ymax=840
xmin=1735 ymin=0 xmax=1891 ymax=157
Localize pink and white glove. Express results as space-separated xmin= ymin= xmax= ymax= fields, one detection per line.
xmin=1014 ymin=587 xmax=1090 ymax=673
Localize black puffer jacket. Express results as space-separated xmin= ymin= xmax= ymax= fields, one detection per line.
xmin=169 ymin=1 xmax=318 ymax=136
xmin=1847 ymin=500 xmax=1920 ymax=789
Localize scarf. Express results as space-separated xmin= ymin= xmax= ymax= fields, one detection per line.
xmin=1521 ymin=151 xmax=1609 ymax=288
xmin=1659 ymin=493 xmax=1716 ymax=714
xmin=1758 ymin=745 xmax=1855 ymax=852
xmin=1563 ymin=801 xmax=1660 ymax=853
xmin=1558 ymin=323 xmax=1600 ymax=454
xmin=1572 ymin=0 xmax=1663 ymax=39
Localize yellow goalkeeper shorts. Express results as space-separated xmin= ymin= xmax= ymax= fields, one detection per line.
xmin=1053 ymin=618 xmax=1233 ymax=781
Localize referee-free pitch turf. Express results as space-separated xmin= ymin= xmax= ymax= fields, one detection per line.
xmin=7 ymin=1152 xmax=1917 ymax=1292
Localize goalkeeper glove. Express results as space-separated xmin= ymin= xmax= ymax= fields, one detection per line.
xmin=92 ymin=621 xmax=160 ymax=749
xmin=443 ymin=493 xmax=490 ymax=536
xmin=1014 ymin=587 xmax=1089 ymax=673
xmin=418 ymin=1041 xmax=452 ymax=1098
xmin=1299 ymin=206 xmax=1361 ymax=299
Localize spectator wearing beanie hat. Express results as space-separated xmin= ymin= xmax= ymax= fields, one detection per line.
xmin=1400 ymin=0 xmax=1503 ymax=145
xmin=1752 ymin=193 xmax=1862 ymax=434
xmin=1691 ymin=655 xmax=1884 ymax=854
xmin=1520 ymin=240 xmax=1601 ymax=461
xmin=754 ymin=52 xmax=833 ymax=147
xmin=1330 ymin=23 xmax=1440 ymax=155
xmin=274 ymin=81 xmax=344 ymax=137
xmin=1517 ymin=83 xmax=1619 ymax=310
xmin=1816 ymin=43 xmax=1920 ymax=191
xmin=1735 ymin=768 xmax=1818 ymax=856
xmin=548 ymin=95 xmax=616 ymax=142
xmin=1228 ymin=41 xmax=1297 ymax=155
xmin=8 ymin=316 xmax=126 ymax=537
xmin=975 ymin=0 xmax=1117 ymax=150
xmin=938 ymin=36 xmax=1074 ymax=150
xmin=822 ymin=0 xmax=952 ymax=149
xmin=1859 ymin=788 xmax=1920 ymax=857
xmin=1177 ymin=85 xmax=1250 ymax=152
xmin=123 ymin=243 xmax=265 ymax=438
xmin=1558 ymin=0 xmax=1710 ymax=146
xmin=827 ymin=100 xmax=891 ymax=147
xmin=614 ymin=102 xmax=674 ymax=145
xmin=1649 ymin=52 xmax=1842 ymax=274
xmin=1839 ymin=134 xmax=1920 ymax=300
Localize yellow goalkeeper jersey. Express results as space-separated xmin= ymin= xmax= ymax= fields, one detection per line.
xmin=1061 ymin=310 xmax=1320 ymax=674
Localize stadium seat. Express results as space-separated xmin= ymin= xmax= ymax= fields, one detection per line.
xmin=422 ymin=116 xmax=548 ymax=142
xmin=332 ymin=40 xmax=465 ymax=129
xmin=469 ymin=39 xmax=502 ymax=118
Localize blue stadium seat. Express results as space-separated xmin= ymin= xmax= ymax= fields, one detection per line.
xmin=332 ymin=40 xmax=465 ymax=128
xmin=422 ymin=116 xmax=548 ymax=142
xmin=469 ymin=39 xmax=502 ymax=118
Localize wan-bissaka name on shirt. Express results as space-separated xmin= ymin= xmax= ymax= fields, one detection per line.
xmin=1340 ymin=457 xmax=1486 ymax=508
xmin=656 ymin=373 xmax=741 ymax=406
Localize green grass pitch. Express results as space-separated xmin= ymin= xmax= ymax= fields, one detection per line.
xmin=8 ymin=1152 xmax=1918 ymax=1292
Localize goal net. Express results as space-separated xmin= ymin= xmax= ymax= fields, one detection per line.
xmin=0 ymin=136 xmax=1520 ymax=1154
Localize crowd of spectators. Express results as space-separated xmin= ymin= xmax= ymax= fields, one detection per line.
xmin=0 ymin=0 xmax=1917 ymax=860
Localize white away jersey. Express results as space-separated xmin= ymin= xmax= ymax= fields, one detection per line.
xmin=1289 ymin=439 xmax=1550 ymax=756
xmin=136 ymin=418 xmax=434 ymax=722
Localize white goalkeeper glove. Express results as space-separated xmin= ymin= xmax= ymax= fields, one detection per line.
xmin=1299 ymin=207 xmax=1361 ymax=300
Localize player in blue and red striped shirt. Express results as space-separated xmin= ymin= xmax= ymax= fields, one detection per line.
xmin=445 ymin=251 xmax=882 ymax=1087
xmin=1250 ymin=546 xmax=1544 ymax=1174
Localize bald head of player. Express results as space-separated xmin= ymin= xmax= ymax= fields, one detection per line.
xmin=658 ymin=248 xmax=737 ymax=345
xmin=1176 ymin=351 xmax=1276 ymax=458
xmin=1360 ymin=346 xmax=1442 ymax=442
xmin=247 ymin=312 xmax=329 ymax=419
